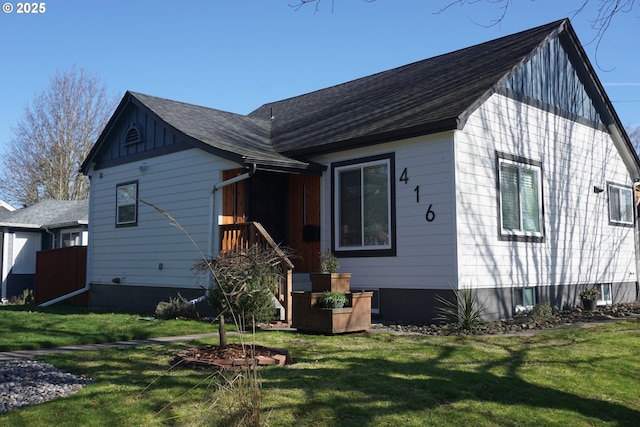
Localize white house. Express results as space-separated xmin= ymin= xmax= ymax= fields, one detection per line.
xmin=80 ymin=19 xmax=639 ymax=321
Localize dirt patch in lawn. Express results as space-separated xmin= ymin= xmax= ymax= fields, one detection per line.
xmin=173 ymin=344 xmax=293 ymax=371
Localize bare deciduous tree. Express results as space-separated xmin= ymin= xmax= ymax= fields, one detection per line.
xmin=628 ymin=125 xmax=640 ymax=154
xmin=0 ymin=66 xmax=116 ymax=206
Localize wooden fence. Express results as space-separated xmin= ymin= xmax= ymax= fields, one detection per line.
xmin=35 ymin=246 xmax=88 ymax=306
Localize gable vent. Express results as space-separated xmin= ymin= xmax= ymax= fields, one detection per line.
xmin=124 ymin=124 xmax=143 ymax=146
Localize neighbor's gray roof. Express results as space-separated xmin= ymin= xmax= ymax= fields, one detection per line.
xmin=128 ymin=92 xmax=315 ymax=172
xmin=248 ymin=19 xmax=565 ymax=156
xmin=0 ymin=199 xmax=88 ymax=229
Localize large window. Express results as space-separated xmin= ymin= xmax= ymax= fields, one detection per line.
xmin=497 ymin=154 xmax=543 ymax=241
xmin=116 ymin=181 xmax=138 ymax=227
xmin=608 ymin=183 xmax=633 ymax=226
xmin=332 ymin=154 xmax=395 ymax=256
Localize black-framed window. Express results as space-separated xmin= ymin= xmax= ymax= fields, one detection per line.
xmin=332 ymin=153 xmax=396 ymax=257
xmin=608 ymin=182 xmax=633 ymax=226
xmin=497 ymin=152 xmax=544 ymax=242
xmin=116 ymin=181 xmax=138 ymax=227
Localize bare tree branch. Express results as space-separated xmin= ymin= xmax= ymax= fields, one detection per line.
xmin=627 ymin=125 xmax=640 ymax=154
xmin=290 ymin=0 xmax=376 ymax=13
xmin=434 ymin=0 xmax=638 ymax=71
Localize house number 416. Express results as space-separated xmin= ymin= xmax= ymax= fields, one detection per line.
xmin=399 ymin=167 xmax=435 ymax=222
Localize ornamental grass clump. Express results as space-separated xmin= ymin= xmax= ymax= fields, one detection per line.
xmin=435 ymin=286 xmax=487 ymax=332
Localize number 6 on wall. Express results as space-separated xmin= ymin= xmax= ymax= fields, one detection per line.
xmin=425 ymin=204 xmax=435 ymax=222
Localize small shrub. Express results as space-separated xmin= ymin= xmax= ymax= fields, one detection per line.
xmin=8 ymin=289 xmax=34 ymax=306
xmin=316 ymin=291 xmax=348 ymax=308
xmin=319 ymin=250 xmax=339 ymax=273
xmin=530 ymin=300 xmax=552 ymax=322
xmin=154 ymin=294 xmax=197 ymax=320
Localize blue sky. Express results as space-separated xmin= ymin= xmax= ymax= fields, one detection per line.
xmin=1 ymin=0 xmax=639 ymax=159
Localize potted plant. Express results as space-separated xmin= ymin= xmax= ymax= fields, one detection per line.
xmin=317 ymin=291 xmax=348 ymax=309
xmin=579 ymin=286 xmax=599 ymax=311
xmin=310 ymin=250 xmax=351 ymax=293
xmin=320 ymin=250 xmax=340 ymax=274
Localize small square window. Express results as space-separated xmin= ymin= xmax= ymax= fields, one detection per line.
xmin=515 ymin=287 xmax=536 ymax=313
xmin=61 ymin=229 xmax=82 ymax=247
xmin=116 ymin=181 xmax=138 ymax=226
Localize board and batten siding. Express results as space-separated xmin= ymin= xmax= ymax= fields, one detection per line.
xmin=87 ymin=148 xmax=239 ymax=289
xmin=310 ymin=132 xmax=458 ymax=291
xmin=455 ymin=93 xmax=637 ymax=290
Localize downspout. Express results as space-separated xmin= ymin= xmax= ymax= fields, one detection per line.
xmin=0 ymin=228 xmax=7 ymax=301
xmin=45 ymin=227 xmax=56 ymax=249
xmin=207 ymin=164 xmax=256 ymax=257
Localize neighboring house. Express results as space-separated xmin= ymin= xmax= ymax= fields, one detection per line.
xmin=80 ymin=19 xmax=639 ymax=321
xmin=0 ymin=199 xmax=88 ymax=301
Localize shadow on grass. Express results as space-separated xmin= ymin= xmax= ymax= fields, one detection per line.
xmin=6 ymin=326 xmax=638 ymax=426
xmin=256 ymin=332 xmax=640 ymax=426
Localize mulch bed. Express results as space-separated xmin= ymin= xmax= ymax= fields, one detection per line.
xmin=173 ymin=344 xmax=293 ymax=371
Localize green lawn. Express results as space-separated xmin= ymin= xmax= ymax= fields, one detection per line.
xmin=0 ymin=305 xmax=219 ymax=351
xmin=0 ymin=308 xmax=638 ymax=426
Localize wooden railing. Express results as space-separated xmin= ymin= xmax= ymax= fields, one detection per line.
xmin=219 ymin=222 xmax=293 ymax=324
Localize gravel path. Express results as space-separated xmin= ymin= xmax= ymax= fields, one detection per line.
xmin=0 ymin=359 xmax=91 ymax=413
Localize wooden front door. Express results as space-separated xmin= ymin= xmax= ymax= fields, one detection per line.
xmin=288 ymin=174 xmax=321 ymax=272
xmin=220 ymin=169 xmax=321 ymax=272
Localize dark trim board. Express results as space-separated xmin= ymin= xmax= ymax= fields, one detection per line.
xmin=89 ymin=283 xmax=216 ymax=316
xmin=373 ymin=282 xmax=638 ymax=323
xmin=374 ymin=288 xmax=454 ymax=324
xmin=475 ymin=281 xmax=638 ymax=321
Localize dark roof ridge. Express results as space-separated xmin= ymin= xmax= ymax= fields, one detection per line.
xmin=249 ymin=19 xmax=568 ymax=117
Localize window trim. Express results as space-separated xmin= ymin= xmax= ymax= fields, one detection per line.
xmin=331 ymin=153 xmax=396 ymax=257
xmin=116 ymin=181 xmax=138 ymax=227
xmin=496 ymin=152 xmax=544 ymax=243
xmin=607 ymin=182 xmax=634 ymax=227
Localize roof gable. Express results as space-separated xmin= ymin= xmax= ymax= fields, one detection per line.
xmin=81 ymin=92 xmax=316 ymax=174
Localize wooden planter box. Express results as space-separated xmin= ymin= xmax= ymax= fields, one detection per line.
xmin=292 ymin=291 xmax=373 ymax=334
xmin=309 ymin=273 xmax=351 ymax=293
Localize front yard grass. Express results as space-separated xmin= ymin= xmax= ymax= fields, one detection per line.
xmin=1 ymin=316 xmax=639 ymax=426
xmin=0 ymin=305 xmax=221 ymax=351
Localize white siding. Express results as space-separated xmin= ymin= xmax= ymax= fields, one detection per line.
xmin=87 ymin=149 xmax=239 ymax=289
xmin=456 ymin=93 xmax=637 ymax=289
xmin=311 ymin=133 xmax=458 ymax=291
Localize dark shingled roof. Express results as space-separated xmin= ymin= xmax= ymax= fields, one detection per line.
xmin=88 ymin=19 xmax=637 ymax=174
xmin=0 ymin=199 xmax=88 ymax=229
xmin=249 ymin=19 xmax=565 ymax=157
xmin=128 ymin=92 xmax=314 ymax=172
